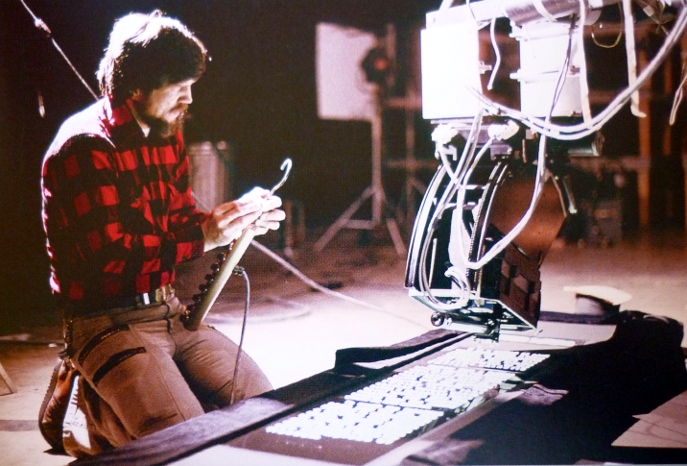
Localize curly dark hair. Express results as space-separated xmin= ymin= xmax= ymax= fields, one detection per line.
xmin=97 ymin=10 xmax=207 ymax=104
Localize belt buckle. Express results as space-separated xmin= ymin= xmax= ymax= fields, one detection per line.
xmin=135 ymin=284 xmax=173 ymax=308
xmin=156 ymin=284 xmax=173 ymax=303
xmin=153 ymin=287 xmax=163 ymax=303
xmin=156 ymin=286 xmax=165 ymax=302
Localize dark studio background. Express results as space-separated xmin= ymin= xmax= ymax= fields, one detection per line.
xmin=1 ymin=0 xmax=685 ymax=331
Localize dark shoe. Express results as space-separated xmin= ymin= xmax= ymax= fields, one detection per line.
xmin=38 ymin=358 xmax=77 ymax=453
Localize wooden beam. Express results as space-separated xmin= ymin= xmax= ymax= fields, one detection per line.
xmin=637 ymin=48 xmax=651 ymax=228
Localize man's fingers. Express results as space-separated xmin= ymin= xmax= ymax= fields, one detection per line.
xmin=204 ymin=190 xmax=281 ymax=251
xmin=233 ymin=210 xmax=263 ymax=231
xmin=240 ymin=186 xmax=270 ymax=201
xmin=213 ymin=200 xmax=262 ymax=229
xmin=253 ymin=221 xmax=280 ymax=232
xmin=260 ymin=208 xmax=286 ymax=221
xmin=262 ymin=194 xmax=282 ymax=209
xmin=253 ymin=209 xmax=286 ymax=233
xmin=213 ymin=191 xmax=281 ymax=218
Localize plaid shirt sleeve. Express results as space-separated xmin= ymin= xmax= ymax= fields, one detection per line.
xmin=42 ymin=133 xmax=208 ymax=301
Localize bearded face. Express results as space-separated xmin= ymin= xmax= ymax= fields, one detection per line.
xmin=133 ymin=78 xmax=197 ymax=138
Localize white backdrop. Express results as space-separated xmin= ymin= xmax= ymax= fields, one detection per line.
xmin=315 ymin=22 xmax=377 ymax=121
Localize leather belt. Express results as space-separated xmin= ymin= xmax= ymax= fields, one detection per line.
xmin=64 ymin=284 xmax=176 ymax=317
xmin=132 ymin=284 xmax=175 ymax=307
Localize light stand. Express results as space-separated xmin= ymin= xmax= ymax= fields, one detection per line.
xmin=313 ymin=94 xmax=406 ymax=256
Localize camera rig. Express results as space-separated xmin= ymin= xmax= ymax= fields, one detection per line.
xmin=405 ymin=0 xmax=686 ymax=339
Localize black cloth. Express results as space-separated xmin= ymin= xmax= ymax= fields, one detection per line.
xmin=334 ymin=329 xmax=466 ymax=367
xmin=403 ymin=311 xmax=687 ymax=465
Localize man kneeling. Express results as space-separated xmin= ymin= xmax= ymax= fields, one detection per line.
xmin=39 ymin=10 xmax=284 ymax=456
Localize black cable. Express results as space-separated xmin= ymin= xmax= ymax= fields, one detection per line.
xmin=229 ymin=266 xmax=250 ymax=405
xmin=18 ymin=0 xmax=99 ymax=101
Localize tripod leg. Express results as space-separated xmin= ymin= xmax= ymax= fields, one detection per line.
xmin=374 ymin=185 xmax=407 ymax=256
xmin=314 ymin=186 xmax=374 ymax=252
xmin=385 ymin=217 xmax=407 ymax=256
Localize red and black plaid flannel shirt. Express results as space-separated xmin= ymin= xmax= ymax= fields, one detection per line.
xmin=41 ymin=98 xmax=209 ymax=313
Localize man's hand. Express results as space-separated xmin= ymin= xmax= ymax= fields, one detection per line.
xmin=201 ymin=187 xmax=285 ymax=252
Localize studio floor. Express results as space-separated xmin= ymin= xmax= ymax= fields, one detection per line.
xmin=1 ymin=228 xmax=686 ymax=466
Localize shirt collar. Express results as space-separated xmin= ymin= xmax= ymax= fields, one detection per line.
xmin=125 ymin=100 xmax=152 ymax=138
xmin=104 ymin=98 xmax=148 ymax=143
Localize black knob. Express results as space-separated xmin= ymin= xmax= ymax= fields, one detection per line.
xmin=430 ymin=312 xmax=445 ymax=327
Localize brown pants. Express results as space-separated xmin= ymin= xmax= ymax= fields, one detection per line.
xmin=66 ymin=295 xmax=272 ymax=448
